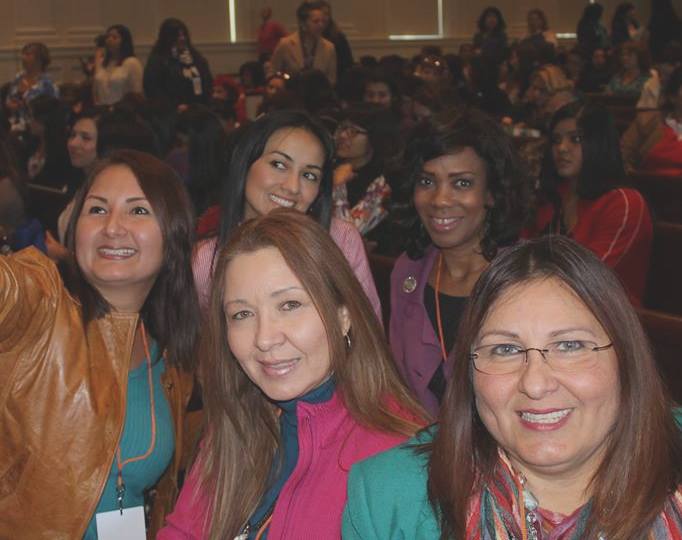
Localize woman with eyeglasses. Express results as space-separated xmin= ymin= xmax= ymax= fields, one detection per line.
xmin=192 ymin=109 xmax=382 ymax=319
xmin=343 ymin=235 xmax=682 ymax=540
xmin=526 ymin=101 xmax=652 ymax=305
xmin=332 ymin=103 xmax=400 ymax=237
xmin=388 ymin=108 xmax=530 ymax=417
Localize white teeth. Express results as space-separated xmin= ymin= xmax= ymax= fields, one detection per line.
xmin=433 ymin=217 xmax=458 ymax=225
xmin=269 ymin=194 xmax=296 ymax=208
xmin=520 ymin=409 xmax=571 ymax=424
xmin=99 ymin=248 xmax=136 ymax=257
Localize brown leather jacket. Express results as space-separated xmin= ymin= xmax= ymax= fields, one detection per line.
xmin=0 ymin=248 xmax=196 ymax=539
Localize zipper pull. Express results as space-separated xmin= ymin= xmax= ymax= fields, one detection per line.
xmin=233 ymin=523 xmax=249 ymax=540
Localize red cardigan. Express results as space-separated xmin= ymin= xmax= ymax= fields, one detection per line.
xmin=527 ymin=185 xmax=653 ymax=305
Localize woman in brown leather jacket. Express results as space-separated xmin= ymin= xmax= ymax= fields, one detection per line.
xmin=0 ymin=149 xmax=200 ymax=539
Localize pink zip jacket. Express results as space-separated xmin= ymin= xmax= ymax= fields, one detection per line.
xmin=158 ymin=392 xmax=412 ymax=539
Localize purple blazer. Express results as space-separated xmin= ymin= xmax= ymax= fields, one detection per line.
xmin=389 ymin=247 xmax=452 ymax=418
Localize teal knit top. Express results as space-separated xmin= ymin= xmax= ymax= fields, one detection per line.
xmin=83 ymin=342 xmax=175 ymax=539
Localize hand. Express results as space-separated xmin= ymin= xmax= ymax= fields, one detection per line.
xmin=333 ymin=162 xmax=355 ymax=186
xmin=45 ymin=231 xmax=69 ymax=262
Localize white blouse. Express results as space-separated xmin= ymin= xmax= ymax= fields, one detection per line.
xmin=93 ymin=57 xmax=143 ymax=105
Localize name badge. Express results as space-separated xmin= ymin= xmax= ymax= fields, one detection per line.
xmin=96 ymin=506 xmax=146 ymax=540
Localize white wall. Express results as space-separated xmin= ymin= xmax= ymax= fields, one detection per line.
xmin=0 ymin=0 xmax=678 ymax=85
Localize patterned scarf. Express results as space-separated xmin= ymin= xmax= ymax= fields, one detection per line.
xmin=466 ymin=455 xmax=682 ymax=540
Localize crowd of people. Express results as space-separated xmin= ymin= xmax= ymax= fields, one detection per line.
xmin=1 ymin=1 xmax=682 ymax=539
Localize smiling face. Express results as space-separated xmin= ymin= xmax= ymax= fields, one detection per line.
xmin=75 ymin=164 xmax=164 ymax=311
xmin=68 ymin=118 xmax=98 ymax=171
xmin=223 ymin=246 xmax=349 ymax=401
xmin=243 ymin=128 xmax=325 ymax=220
xmin=551 ymin=118 xmax=583 ymax=182
xmin=473 ymin=277 xmax=620 ymax=485
xmin=413 ymin=147 xmax=492 ymax=254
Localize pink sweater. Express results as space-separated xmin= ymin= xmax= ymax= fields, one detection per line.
xmin=192 ymin=217 xmax=382 ymax=321
xmin=157 ymin=392 xmax=410 ymax=539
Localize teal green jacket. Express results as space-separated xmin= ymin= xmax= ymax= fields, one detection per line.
xmin=342 ymin=429 xmax=439 ymax=539
xmin=343 ymin=409 xmax=682 ymax=539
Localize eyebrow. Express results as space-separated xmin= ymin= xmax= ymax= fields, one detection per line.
xmin=85 ymin=195 xmax=149 ymax=204
xmin=421 ymin=169 xmax=477 ymax=177
xmin=478 ymin=327 xmax=598 ymax=341
xmin=269 ymin=150 xmax=323 ymax=172
xmin=223 ymin=286 xmax=306 ymax=307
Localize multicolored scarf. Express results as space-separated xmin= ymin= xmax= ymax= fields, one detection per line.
xmin=465 ymin=455 xmax=682 ymax=540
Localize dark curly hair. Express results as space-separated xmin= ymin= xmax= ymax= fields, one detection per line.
xmin=399 ymin=108 xmax=530 ymax=260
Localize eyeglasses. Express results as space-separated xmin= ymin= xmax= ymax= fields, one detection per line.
xmin=470 ymin=340 xmax=613 ymax=375
xmin=334 ymin=122 xmax=368 ymax=138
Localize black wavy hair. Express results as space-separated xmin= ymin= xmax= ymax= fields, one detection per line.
xmin=151 ymin=18 xmax=194 ymax=57
xmin=399 ymin=107 xmax=530 ymax=260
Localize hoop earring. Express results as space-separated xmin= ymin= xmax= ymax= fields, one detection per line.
xmin=344 ymin=333 xmax=352 ymax=351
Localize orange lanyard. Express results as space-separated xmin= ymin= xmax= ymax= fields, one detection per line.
xmin=115 ymin=321 xmax=156 ymax=513
xmin=434 ymin=252 xmax=449 ymax=363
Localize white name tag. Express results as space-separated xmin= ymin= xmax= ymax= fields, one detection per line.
xmin=95 ymin=506 xmax=146 ymax=540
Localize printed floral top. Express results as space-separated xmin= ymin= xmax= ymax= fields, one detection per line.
xmin=332 ymin=175 xmax=391 ymax=236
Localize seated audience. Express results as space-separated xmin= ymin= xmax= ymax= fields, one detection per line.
xmin=144 ymin=18 xmax=213 ymax=107
xmin=527 ymin=101 xmax=652 ymax=304
xmin=622 ymin=66 xmax=682 ymax=176
xmin=332 ymin=103 xmax=400 ymax=236
xmin=5 ymin=42 xmax=58 ymax=133
xmin=389 ymin=108 xmax=530 ymax=417
xmin=362 ymin=69 xmax=402 ymax=118
xmin=0 ymin=150 xmax=199 ymax=539
xmin=343 ymin=235 xmax=682 ymax=540
xmin=159 ymin=209 xmax=424 ymax=539
xmin=637 ymin=41 xmax=682 ymax=109
xmin=93 ymin=24 xmax=143 ymax=106
xmin=606 ymin=40 xmax=651 ymax=98
xmin=0 ymin=134 xmax=45 ymax=253
xmin=271 ymin=1 xmax=337 ymax=85
xmin=577 ymin=46 xmax=613 ymax=92
xmin=518 ymin=65 xmax=575 ymax=132
xmin=191 ymin=110 xmax=382 ymax=318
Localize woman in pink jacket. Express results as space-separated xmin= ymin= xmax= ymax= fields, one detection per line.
xmin=191 ymin=109 xmax=382 ymax=320
xmin=159 ymin=209 xmax=424 ymax=540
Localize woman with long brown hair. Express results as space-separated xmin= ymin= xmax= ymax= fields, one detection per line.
xmin=343 ymin=235 xmax=682 ymax=540
xmin=160 ymin=209 xmax=424 ymax=539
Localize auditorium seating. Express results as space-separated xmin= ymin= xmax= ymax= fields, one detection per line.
xmin=629 ymin=172 xmax=682 ymax=224
xmin=638 ymin=308 xmax=682 ymax=404
xmin=644 ymin=221 xmax=682 ymax=316
xmin=583 ymin=93 xmax=639 ymax=134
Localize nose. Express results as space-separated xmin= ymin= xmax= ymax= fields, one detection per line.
xmin=280 ymin=170 xmax=301 ymax=195
xmin=431 ymin=182 xmax=453 ymax=209
xmin=517 ymin=348 xmax=559 ymax=399
xmin=104 ymin=211 xmax=126 ymax=237
xmin=254 ymin=312 xmax=285 ymax=352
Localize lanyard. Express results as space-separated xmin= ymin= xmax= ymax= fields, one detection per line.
xmin=115 ymin=321 xmax=157 ymax=514
xmin=434 ymin=252 xmax=449 ymax=363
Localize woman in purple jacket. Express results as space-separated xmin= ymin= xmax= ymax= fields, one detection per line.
xmin=159 ymin=209 xmax=424 ymax=540
xmin=389 ymin=108 xmax=530 ymax=417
